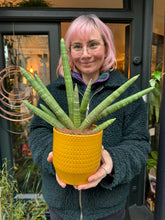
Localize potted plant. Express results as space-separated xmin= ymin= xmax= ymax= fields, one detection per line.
xmin=20 ymin=38 xmax=154 ymax=185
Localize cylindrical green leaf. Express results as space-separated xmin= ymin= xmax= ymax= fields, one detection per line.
xmin=22 ymin=100 xmax=65 ymax=129
xmin=73 ymin=84 xmax=81 ymax=128
xmin=40 ymin=104 xmax=57 ymax=118
xmin=20 ymin=67 xmax=75 ymax=129
xmin=92 ymin=118 xmax=116 ymax=132
xmin=79 ymin=75 xmax=140 ymax=130
xmin=80 ymin=79 xmax=92 ymax=122
xmin=95 ymin=87 xmax=154 ymax=122
xmin=35 ymin=73 xmax=48 ymax=91
xmin=60 ymin=38 xmax=74 ymax=121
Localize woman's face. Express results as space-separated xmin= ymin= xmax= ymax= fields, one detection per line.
xmin=70 ymin=29 xmax=106 ymax=83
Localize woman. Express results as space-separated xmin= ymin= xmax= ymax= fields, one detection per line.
xmin=29 ymin=14 xmax=150 ymax=220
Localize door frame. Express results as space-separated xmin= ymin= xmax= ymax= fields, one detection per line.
xmin=0 ymin=0 xmax=154 ymax=206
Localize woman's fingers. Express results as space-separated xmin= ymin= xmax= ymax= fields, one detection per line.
xmin=76 ymin=168 xmax=106 ymax=190
xmin=47 ymin=149 xmax=113 ymax=190
xmin=47 ymin=151 xmax=53 ymax=162
xmin=47 ymin=152 xmax=66 ymax=188
xmin=101 ymin=149 xmax=113 ymax=174
xmin=75 ymin=149 xmax=113 ymax=190
xmin=56 ymin=174 xmax=66 ymax=188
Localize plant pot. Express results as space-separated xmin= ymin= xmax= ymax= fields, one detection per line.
xmin=53 ymin=127 xmax=103 ymax=185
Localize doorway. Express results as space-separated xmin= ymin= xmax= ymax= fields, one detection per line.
xmin=0 ymin=0 xmax=153 ymax=206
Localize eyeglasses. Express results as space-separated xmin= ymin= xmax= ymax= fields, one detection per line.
xmin=70 ymin=40 xmax=105 ymax=57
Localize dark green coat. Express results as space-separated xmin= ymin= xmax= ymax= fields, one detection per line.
xmin=29 ymin=69 xmax=150 ymax=220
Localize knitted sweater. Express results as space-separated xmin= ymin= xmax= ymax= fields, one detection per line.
xmin=29 ymin=69 xmax=150 ymax=220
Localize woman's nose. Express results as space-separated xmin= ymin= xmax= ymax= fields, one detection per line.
xmin=81 ymin=47 xmax=91 ymax=57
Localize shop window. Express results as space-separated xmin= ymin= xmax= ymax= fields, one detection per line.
xmin=1 ymin=34 xmax=50 ymax=193
xmin=0 ymin=0 xmax=123 ymax=9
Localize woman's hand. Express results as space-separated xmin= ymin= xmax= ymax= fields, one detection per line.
xmin=47 ymin=151 xmax=53 ymax=162
xmin=47 ymin=152 xmax=66 ymax=188
xmin=47 ymin=149 xmax=113 ymax=190
xmin=47 ymin=151 xmax=66 ymax=188
xmin=74 ymin=149 xmax=113 ymax=190
xmin=56 ymin=174 xmax=66 ymax=188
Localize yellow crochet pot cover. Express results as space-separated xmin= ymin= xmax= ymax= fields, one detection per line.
xmin=53 ymin=127 xmax=103 ymax=185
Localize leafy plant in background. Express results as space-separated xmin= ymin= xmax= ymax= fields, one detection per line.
xmin=0 ymin=0 xmax=50 ymax=7
xmin=147 ymin=66 xmax=162 ymax=180
xmin=15 ymin=157 xmax=42 ymax=193
xmin=149 ymin=70 xmax=162 ymax=124
xmin=16 ymin=0 xmax=50 ymax=7
xmin=148 ymin=64 xmax=162 ymax=154
xmin=20 ymin=38 xmax=154 ymax=133
xmin=9 ymin=121 xmax=42 ymax=193
xmin=0 ymin=159 xmax=48 ymax=219
xmin=147 ymin=151 xmax=158 ymax=172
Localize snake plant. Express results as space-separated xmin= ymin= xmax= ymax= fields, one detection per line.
xmin=20 ymin=38 xmax=154 ymax=132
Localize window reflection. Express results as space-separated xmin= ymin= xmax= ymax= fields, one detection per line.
xmin=0 ymin=0 xmax=123 ymax=8
xmin=4 ymin=35 xmax=50 ymax=85
xmin=3 ymin=34 xmax=50 ymax=193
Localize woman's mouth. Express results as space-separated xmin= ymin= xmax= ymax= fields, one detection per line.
xmin=81 ymin=61 xmax=93 ymax=66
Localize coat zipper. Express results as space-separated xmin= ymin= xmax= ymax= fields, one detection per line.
xmin=78 ymin=86 xmax=104 ymax=220
xmin=79 ymin=190 xmax=83 ymax=220
xmin=79 ymin=86 xmax=104 ymax=117
xmin=85 ymin=86 xmax=104 ymax=116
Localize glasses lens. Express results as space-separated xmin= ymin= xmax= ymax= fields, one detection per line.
xmin=70 ymin=43 xmax=82 ymax=57
xmin=70 ymin=41 xmax=104 ymax=57
xmin=87 ymin=41 xmax=102 ymax=54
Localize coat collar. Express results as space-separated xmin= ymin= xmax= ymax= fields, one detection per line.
xmin=71 ymin=70 xmax=110 ymax=89
xmin=55 ymin=69 xmax=127 ymax=89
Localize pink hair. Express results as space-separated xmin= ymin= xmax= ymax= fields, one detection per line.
xmin=57 ymin=14 xmax=117 ymax=76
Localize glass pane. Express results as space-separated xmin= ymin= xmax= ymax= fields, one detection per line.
xmin=0 ymin=0 xmax=123 ymax=8
xmin=152 ymin=0 xmax=164 ymax=73
xmin=3 ymin=34 xmax=50 ymax=193
xmin=151 ymin=34 xmax=163 ymax=73
xmin=61 ymin=22 xmax=129 ymax=75
xmin=4 ymin=35 xmax=50 ymax=85
xmin=48 ymin=0 xmax=123 ymax=8
xmin=107 ymin=23 xmax=129 ymax=75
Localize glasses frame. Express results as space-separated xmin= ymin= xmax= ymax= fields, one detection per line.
xmin=69 ymin=40 xmax=105 ymax=57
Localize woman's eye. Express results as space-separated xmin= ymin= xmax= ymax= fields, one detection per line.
xmin=72 ymin=44 xmax=82 ymax=50
xmin=89 ymin=42 xmax=99 ymax=49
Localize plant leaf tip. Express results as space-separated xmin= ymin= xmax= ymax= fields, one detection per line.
xmin=135 ymin=74 xmax=140 ymax=79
